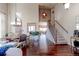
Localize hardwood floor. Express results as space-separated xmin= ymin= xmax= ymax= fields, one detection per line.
xmin=22 ymin=44 xmax=78 ymax=56
xmin=47 ymin=44 xmax=74 ymax=56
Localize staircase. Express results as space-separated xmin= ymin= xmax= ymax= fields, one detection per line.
xmin=48 ymin=20 xmax=68 ymax=44
xmin=56 ymin=30 xmax=67 ymax=44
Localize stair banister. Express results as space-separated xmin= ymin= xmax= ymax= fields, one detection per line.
xmin=55 ymin=20 xmax=68 ymax=34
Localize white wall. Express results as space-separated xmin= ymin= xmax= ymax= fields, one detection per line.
xmin=8 ymin=3 xmax=39 ymax=34
xmin=8 ymin=4 xmax=16 ymax=33
xmin=0 ymin=3 xmax=8 ymax=14
xmin=0 ymin=3 xmax=8 ymax=38
xmin=54 ymin=3 xmax=79 ymax=45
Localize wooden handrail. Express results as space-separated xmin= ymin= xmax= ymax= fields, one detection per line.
xmin=55 ymin=20 xmax=68 ymax=34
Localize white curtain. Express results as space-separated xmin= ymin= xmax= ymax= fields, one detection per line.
xmin=0 ymin=12 xmax=6 ymax=38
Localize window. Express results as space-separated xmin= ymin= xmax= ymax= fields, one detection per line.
xmin=0 ymin=12 xmax=7 ymax=38
xmin=76 ymin=24 xmax=79 ymax=30
xmin=27 ymin=23 xmax=36 ymax=32
xmin=11 ymin=17 xmax=22 ymax=26
xmin=76 ymin=16 xmax=79 ymax=30
xmin=39 ymin=22 xmax=47 ymax=32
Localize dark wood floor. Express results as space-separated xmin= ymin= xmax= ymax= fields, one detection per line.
xmin=22 ymin=46 xmax=27 ymax=56
xmin=22 ymin=44 xmax=78 ymax=56
xmin=47 ymin=44 xmax=73 ymax=56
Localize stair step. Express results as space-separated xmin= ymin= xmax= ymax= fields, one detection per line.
xmin=57 ymin=40 xmax=65 ymax=42
xmin=57 ymin=35 xmax=63 ymax=37
xmin=57 ymin=37 xmax=64 ymax=39
xmin=57 ymin=37 xmax=64 ymax=38
xmin=57 ymin=41 xmax=66 ymax=42
xmin=57 ymin=39 xmax=64 ymax=41
xmin=57 ymin=40 xmax=67 ymax=42
xmin=48 ymin=25 xmax=67 ymax=44
xmin=57 ymin=36 xmax=65 ymax=38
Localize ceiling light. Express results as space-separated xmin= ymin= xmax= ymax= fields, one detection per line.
xmin=64 ymin=3 xmax=70 ymax=9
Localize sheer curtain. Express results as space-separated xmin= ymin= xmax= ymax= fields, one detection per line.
xmin=0 ymin=12 xmax=6 ymax=38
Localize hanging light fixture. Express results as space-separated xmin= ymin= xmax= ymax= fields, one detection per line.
xmin=64 ymin=3 xmax=70 ymax=9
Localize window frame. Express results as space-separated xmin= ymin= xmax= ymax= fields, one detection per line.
xmin=27 ymin=23 xmax=36 ymax=33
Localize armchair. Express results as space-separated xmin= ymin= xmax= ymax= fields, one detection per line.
xmin=73 ymin=40 xmax=79 ymax=54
